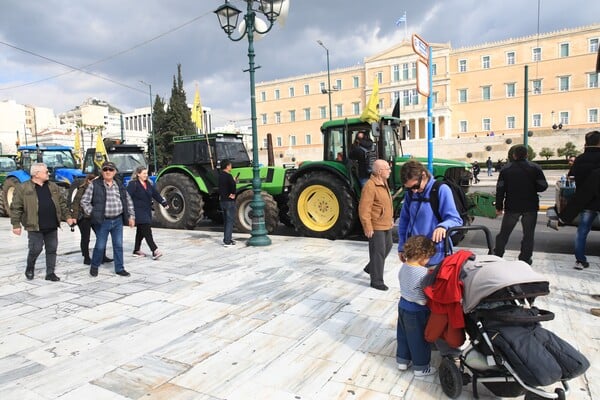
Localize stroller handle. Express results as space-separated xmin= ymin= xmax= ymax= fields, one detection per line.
xmin=444 ymin=225 xmax=494 ymax=255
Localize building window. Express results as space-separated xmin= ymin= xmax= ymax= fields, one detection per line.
xmin=532 ymin=47 xmax=541 ymax=62
xmin=588 ymin=73 xmax=598 ymax=88
xmin=335 ymin=79 xmax=342 ymax=90
xmin=276 ymin=136 xmax=282 ymax=147
xmin=305 ymin=134 xmax=312 ymax=145
xmin=411 ymin=90 xmax=419 ymax=105
xmin=290 ymin=135 xmax=297 ymax=146
xmin=289 ymin=87 xmax=295 ymax=97
xmin=303 ymin=84 xmax=310 ymax=95
xmin=506 ymin=51 xmax=515 ymax=65
xmin=377 ymin=72 xmax=383 ymax=84
xmin=319 ymin=106 xmax=327 ymax=119
xmin=260 ymin=91 xmax=266 ymax=101
xmin=458 ymin=59 xmax=467 ymax=72
xmin=335 ymin=104 xmax=343 ymax=117
xmin=559 ymin=43 xmax=569 ymax=58
xmin=289 ymin=110 xmax=295 ymax=122
xmin=319 ymin=82 xmax=325 ymax=92
xmin=532 ymin=79 xmax=542 ymax=94
xmin=275 ymin=112 xmax=281 ymax=124
xmin=304 ymin=108 xmax=311 ymax=120
xmin=458 ymin=89 xmax=468 ymax=103
xmin=352 ymin=102 xmax=360 ymax=115
xmin=402 ymin=63 xmax=409 ymax=80
xmin=482 ymin=118 xmax=491 ymax=131
xmin=532 ymin=114 xmax=541 ymax=128
xmin=506 ymin=116 xmax=516 ymax=129
xmin=482 ymin=86 xmax=491 ymax=101
xmin=432 ymin=91 xmax=438 ymax=104
xmin=590 ymin=38 xmax=599 ymax=53
xmin=482 ymin=55 xmax=490 ymax=69
xmin=393 ymin=64 xmax=400 ymax=81
xmin=589 ymin=108 xmax=598 ymax=123
xmin=274 ymin=89 xmax=280 ymax=100
xmin=262 ymin=138 xmax=268 ymax=148
xmin=261 ymin=114 xmax=267 ymax=124
xmin=431 ymin=63 xmax=437 ymax=76
xmin=559 ymin=76 xmax=570 ymax=92
xmin=392 ymin=90 xmax=400 ymax=105
xmin=403 ymin=90 xmax=410 ymax=106
xmin=353 ymin=76 xmax=359 ymax=88
xmin=459 ymin=120 xmax=468 ymax=133
xmin=411 ymin=62 xmax=416 ymax=79
xmin=559 ymin=111 xmax=569 ymax=125
xmin=506 ymin=83 xmax=516 ymax=98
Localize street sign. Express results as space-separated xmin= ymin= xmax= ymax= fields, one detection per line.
xmin=412 ymin=33 xmax=429 ymax=62
xmin=416 ymin=58 xmax=430 ymax=97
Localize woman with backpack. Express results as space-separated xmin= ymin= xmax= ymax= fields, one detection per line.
xmin=397 ymin=160 xmax=463 ymax=267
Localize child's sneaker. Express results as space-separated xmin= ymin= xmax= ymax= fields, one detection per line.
xmin=133 ymin=251 xmax=146 ymax=258
xmin=574 ymin=260 xmax=589 ymax=270
xmin=152 ymin=250 xmax=163 ymax=260
xmin=397 ymin=361 xmax=412 ymax=371
xmin=414 ymin=366 xmax=437 ymax=377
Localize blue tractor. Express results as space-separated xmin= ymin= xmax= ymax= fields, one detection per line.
xmin=0 ymin=145 xmax=86 ymax=217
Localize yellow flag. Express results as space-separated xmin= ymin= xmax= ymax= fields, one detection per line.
xmin=94 ymin=130 xmax=108 ymax=168
xmin=73 ymin=128 xmax=82 ymax=162
xmin=360 ymin=78 xmax=380 ymax=123
xmin=191 ymin=86 xmax=203 ymax=131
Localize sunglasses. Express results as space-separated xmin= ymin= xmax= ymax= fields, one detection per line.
xmin=102 ymin=167 xmax=115 ymax=172
xmin=405 ymin=175 xmax=423 ymax=191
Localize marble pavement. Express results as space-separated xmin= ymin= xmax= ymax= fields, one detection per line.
xmin=0 ymin=219 xmax=598 ymax=399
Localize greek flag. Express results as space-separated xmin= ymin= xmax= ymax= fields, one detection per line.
xmin=395 ymin=12 xmax=407 ymax=26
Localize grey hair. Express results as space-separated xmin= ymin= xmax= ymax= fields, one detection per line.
xmin=30 ymin=162 xmax=47 ymax=176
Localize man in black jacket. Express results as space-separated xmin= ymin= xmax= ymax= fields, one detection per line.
xmin=494 ymin=145 xmax=548 ymax=265
xmin=218 ymin=159 xmax=237 ymax=247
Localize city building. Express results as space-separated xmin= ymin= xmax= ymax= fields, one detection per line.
xmin=256 ymin=24 xmax=600 ymax=164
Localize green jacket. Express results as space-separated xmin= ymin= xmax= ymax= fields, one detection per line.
xmin=10 ymin=180 xmax=71 ymax=231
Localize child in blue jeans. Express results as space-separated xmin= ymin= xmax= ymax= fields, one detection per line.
xmin=396 ymin=235 xmax=437 ymax=377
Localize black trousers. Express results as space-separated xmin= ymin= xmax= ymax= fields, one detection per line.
xmin=365 ymin=229 xmax=393 ymax=286
xmin=494 ymin=210 xmax=537 ymax=263
xmin=134 ymin=223 xmax=158 ymax=253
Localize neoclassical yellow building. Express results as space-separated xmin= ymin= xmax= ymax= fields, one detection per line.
xmin=256 ymin=24 xmax=599 ymax=163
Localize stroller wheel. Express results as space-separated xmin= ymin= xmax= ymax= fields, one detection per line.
xmin=439 ymin=357 xmax=463 ymax=399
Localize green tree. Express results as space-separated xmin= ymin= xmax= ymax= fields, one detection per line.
xmin=149 ymin=95 xmax=167 ymax=172
xmin=557 ymin=142 xmax=580 ymax=159
xmin=539 ymin=147 xmax=555 ymax=160
xmin=153 ymin=64 xmax=195 ymax=167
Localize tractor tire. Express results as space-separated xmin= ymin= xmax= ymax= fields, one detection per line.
xmin=0 ymin=188 xmax=5 ymax=217
xmin=153 ymin=173 xmax=204 ymax=230
xmin=288 ymin=172 xmax=357 ymax=239
xmin=234 ymin=190 xmax=279 ymax=234
xmin=1 ymin=177 xmax=20 ymax=218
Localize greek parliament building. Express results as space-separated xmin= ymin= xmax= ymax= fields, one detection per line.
xmin=255 ymin=24 xmax=599 ymax=164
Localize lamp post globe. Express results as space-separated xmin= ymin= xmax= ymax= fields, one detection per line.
xmin=214 ymin=0 xmax=286 ymax=246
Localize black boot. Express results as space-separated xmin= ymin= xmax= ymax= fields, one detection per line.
xmin=25 ymin=267 xmax=34 ymax=280
xmin=83 ymin=249 xmax=91 ymax=265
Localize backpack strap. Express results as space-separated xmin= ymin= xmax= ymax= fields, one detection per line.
xmin=430 ymin=180 xmax=443 ymax=223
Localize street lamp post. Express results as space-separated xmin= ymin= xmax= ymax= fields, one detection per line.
xmin=214 ymin=0 xmax=286 ymax=247
xmin=140 ymin=80 xmax=157 ymax=174
xmin=317 ymin=40 xmax=332 ymax=121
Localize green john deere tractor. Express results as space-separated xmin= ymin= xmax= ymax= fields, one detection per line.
xmin=287 ymin=116 xmax=478 ymax=239
xmin=153 ymin=133 xmax=294 ymax=232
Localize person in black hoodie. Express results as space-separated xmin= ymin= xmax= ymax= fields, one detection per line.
xmin=349 ymin=131 xmax=375 ymax=187
xmin=494 ymin=145 xmax=548 ymax=265
xmin=218 ymin=159 xmax=237 ymax=247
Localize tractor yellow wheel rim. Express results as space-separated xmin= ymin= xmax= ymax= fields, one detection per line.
xmin=297 ymin=184 xmax=339 ymax=232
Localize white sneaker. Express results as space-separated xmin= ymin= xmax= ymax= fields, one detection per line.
xmin=414 ymin=366 xmax=437 ymax=377
xmin=133 ymin=251 xmax=146 ymax=258
xmin=397 ymin=361 xmax=412 ymax=371
xmin=152 ymin=250 xmax=163 ymax=260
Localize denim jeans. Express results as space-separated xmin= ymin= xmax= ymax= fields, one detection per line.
xmin=221 ymin=201 xmax=236 ymax=244
xmin=494 ymin=210 xmax=537 ymax=263
xmin=396 ymin=304 xmax=432 ymax=370
xmin=92 ymin=217 xmax=124 ymax=272
xmin=574 ymin=210 xmax=600 ymax=263
xmin=27 ymin=229 xmax=58 ymax=274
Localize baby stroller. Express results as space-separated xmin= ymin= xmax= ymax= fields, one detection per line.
xmin=425 ymin=226 xmax=590 ymax=400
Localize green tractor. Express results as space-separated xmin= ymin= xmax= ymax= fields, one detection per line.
xmin=287 ymin=116 xmax=475 ymax=239
xmin=153 ymin=133 xmax=294 ymax=232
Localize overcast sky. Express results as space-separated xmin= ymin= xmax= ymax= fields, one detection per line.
xmin=1 ymin=0 xmax=598 ymax=128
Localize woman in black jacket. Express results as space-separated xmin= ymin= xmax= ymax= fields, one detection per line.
xmin=126 ymin=167 xmax=168 ymax=259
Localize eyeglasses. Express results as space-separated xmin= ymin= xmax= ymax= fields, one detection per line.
xmin=405 ymin=175 xmax=422 ymax=191
xmin=102 ymin=167 xmax=115 ymax=172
